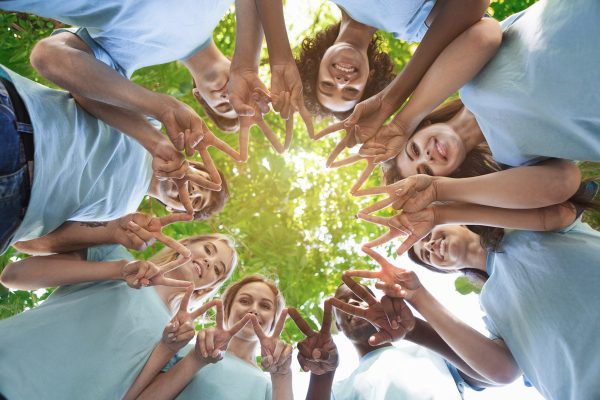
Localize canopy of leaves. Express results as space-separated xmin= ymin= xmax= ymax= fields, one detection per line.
xmin=1 ymin=0 xmax=598 ymax=344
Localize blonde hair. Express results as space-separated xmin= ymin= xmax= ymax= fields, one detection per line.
xmin=221 ymin=275 xmax=285 ymax=334
xmin=150 ymin=233 xmax=238 ymax=312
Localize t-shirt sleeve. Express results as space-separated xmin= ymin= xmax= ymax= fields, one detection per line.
xmin=52 ymin=27 xmax=127 ymax=77
xmin=86 ymin=244 xmax=133 ymax=262
xmin=444 ymin=360 xmax=485 ymax=396
xmin=482 ymin=315 xmax=500 ymax=340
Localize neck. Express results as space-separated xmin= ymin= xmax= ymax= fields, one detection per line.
xmin=147 ymin=175 xmax=160 ymax=198
xmin=353 ymin=341 xmax=392 ymax=358
xmin=182 ymin=41 xmax=228 ymax=84
xmin=336 ymin=9 xmax=377 ymax=49
xmin=226 ymin=335 xmax=259 ymax=366
xmin=464 ymin=232 xmax=488 ymax=273
xmin=448 ymin=107 xmax=485 ymax=153
xmin=153 ymin=286 xmax=183 ymax=310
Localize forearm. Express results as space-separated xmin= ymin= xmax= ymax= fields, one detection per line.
xmin=0 ymin=254 xmax=125 ymax=290
xmin=435 ymin=159 xmax=581 ymax=208
xmin=305 ymin=371 xmax=335 ymax=400
xmin=392 ymin=18 xmax=501 ymax=134
xmin=434 ymin=202 xmax=577 ymax=232
xmin=410 ymin=289 xmax=520 ymax=384
xmin=124 ymin=342 xmax=177 ymax=400
xmin=72 ymin=94 xmax=167 ymax=154
xmin=382 ymin=0 xmax=490 ymax=109
xmin=13 ymin=221 xmax=117 ymax=256
xmin=254 ymin=0 xmax=294 ymax=63
xmin=406 ymin=318 xmax=494 ymax=386
xmin=271 ymin=372 xmax=294 ymax=400
xmin=31 ymin=33 xmax=174 ymax=119
xmin=233 ymin=0 xmax=264 ymax=71
xmin=138 ymin=353 xmax=207 ymax=400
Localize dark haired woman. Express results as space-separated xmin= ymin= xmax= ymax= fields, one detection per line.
xmin=353 ymin=204 xmax=600 ymax=399
xmin=297 ymin=0 xmax=496 ymax=146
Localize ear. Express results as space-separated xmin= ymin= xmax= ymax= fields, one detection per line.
xmin=368 ymin=68 xmax=375 ymax=79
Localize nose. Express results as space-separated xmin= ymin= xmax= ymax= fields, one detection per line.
xmin=335 ymin=75 xmax=349 ymax=86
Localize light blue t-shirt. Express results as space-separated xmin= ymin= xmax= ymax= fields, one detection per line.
xmin=459 ymin=0 xmax=600 ymax=166
xmin=168 ymin=348 xmax=272 ymax=400
xmin=0 ymin=66 xmax=152 ymax=245
xmin=1 ymin=0 xmax=234 ymax=78
xmin=332 ymin=344 xmax=463 ymax=400
xmin=332 ymin=0 xmax=434 ymax=43
xmin=480 ymin=221 xmax=600 ymax=400
xmin=0 ymin=245 xmax=173 ymax=400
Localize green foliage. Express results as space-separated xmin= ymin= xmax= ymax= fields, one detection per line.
xmin=2 ymin=1 xmax=600 ymax=347
xmin=454 ymin=276 xmax=482 ymax=295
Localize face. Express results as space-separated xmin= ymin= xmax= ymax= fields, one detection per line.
xmin=412 ymin=225 xmax=473 ymax=270
xmin=333 ymin=285 xmax=377 ymax=344
xmin=155 ymin=167 xmax=214 ymax=213
xmin=395 ymin=123 xmax=466 ymax=177
xmin=316 ymin=43 xmax=370 ymax=112
xmin=168 ymin=238 xmax=234 ymax=290
xmin=228 ymin=281 xmax=277 ymax=340
xmin=192 ymin=58 xmax=237 ymax=120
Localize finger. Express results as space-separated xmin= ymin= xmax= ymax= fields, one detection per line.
xmin=215 ymin=301 xmax=225 ymax=329
xmin=134 ymin=261 xmax=149 ymax=282
xmin=390 ymin=214 xmax=414 ymax=234
xmin=298 ymin=103 xmax=314 ymax=138
xmin=272 ymin=340 xmax=286 ymax=365
xmin=191 ymin=144 xmax=221 ymax=187
xmin=185 ymin=129 xmax=195 ymax=157
xmin=325 ymin=134 xmax=350 ymax=168
xmin=198 ymin=330 xmax=208 ymax=358
xmin=190 ymin=299 xmax=220 ymax=320
xmin=381 ymin=295 xmax=399 ymax=330
xmin=356 ymin=212 xmax=391 ymax=227
xmin=396 ymin=234 xmax=420 ymax=256
xmin=313 ymin=121 xmax=346 ymax=141
xmin=328 ymin=297 xmax=367 ymax=318
xmin=154 ymin=232 xmax=192 ymax=259
xmin=321 ymin=300 xmax=333 ymax=335
xmin=186 ymin=168 xmax=221 ymax=192
xmin=125 ymin=231 xmax=147 ymax=251
xmin=341 ymin=273 xmax=377 ymax=306
xmin=369 ymin=330 xmax=393 ymax=346
xmin=228 ymin=313 xmax=252 ymax=335
xmin=281 ymin=91 xmax=291 ymax=120
xmin=250 ymin=315 xmax=269 ymax=342
xmin=297 ymin=341 xmax=312 ymax=358
xmin=375 ymin=282 xmax=404 ymax=298
xmin=229 ymin=93 xmax=255 ymax=117
xmin=126 ymin=221 xmax=155 ymax=244
xmin=362 ymin=230 xmax=403 ymax=249
xmin=373 ymin=150 xmax=399 ymax=164
xmin=345 ymin=102 xmax=364 ymax=126
xmin=272 ymin=308 xmax=288 ymax=338
xmin=285 ymin=113 xmax=294 ymax=147
xmin=175 ymin=329 xmax=195 ymax=344
xmin=288 ymin=308 xmax=316 ymax=337
xmin=297 ymin=353 xmax=310 ymax=372
xmin=344 ymin=269 xmax=380 ymax=279
xmin=179 ymin=285 xmax=194 ymax=312
xmin=154 ymin=275 xmax=192 ymax=288
xmin=358 ymin=196 xmax=397 ymax=215
xmin=158 ymin=212 xmax=194 ymax=227
xmin=361 ymin=247 xmax=393 ymax=270
xmin=205 ymin=329 xmax=215 ymax=355
xmin=278 ymin=344 xmax=292 ymax=367
xmin=159 ymin=255 xmax=190 ymax=274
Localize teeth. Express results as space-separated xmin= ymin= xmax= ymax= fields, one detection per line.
xmin=334 ymin=63 xmax=355 ymax=73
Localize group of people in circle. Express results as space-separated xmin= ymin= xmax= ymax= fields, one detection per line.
xmin=0 ymin=0 xmax=599 ymax=399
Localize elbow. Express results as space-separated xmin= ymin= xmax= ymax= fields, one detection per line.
xmin=466 ymin=18 xmax=503 ymax=57
xmin=489 ymin=367 xmax=520 ymax=386
xmin=542 ymin=202 xmax=577 ymax=231
xmin=30 ymin=38 xmax=63 ymax=81
xmin=0 ymin=264 xmax=23 ymax=289
xmin=548 ymin=161 xmax=581 ymax=204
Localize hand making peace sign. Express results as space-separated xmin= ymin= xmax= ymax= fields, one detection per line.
xmin=329 ymin=273 xmax=415 ymax=345
xmin=195 ymin=300 xmax=253 ymax=363
xmin=121 ymin=257 xmax=190 ymax=289
xmin=289 ymin=301 xmax=339 ymax=375
xmin=250 ymin=310 xmax=293 ymax=375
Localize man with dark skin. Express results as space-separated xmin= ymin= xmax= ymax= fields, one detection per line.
xmin=290 ymin=273 xmax=490 ymax=400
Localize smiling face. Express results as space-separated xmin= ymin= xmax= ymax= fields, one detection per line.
xmin=412 ymin=225 xmax=474 ymax=270
xmin=227 ymin=281 xmax=278 ymax=340
xmin=316 ymin=43 xmax=370 ymax=113
xmin=154 ymin=167 xmax=214 ymax=214
xmin=167 ymin=238 xmax=235 ymax=291
xmin=192 ymin=57 xmax=237 ymax=120
xmin=395 ymin=123 xmax=467 ymax=178
xmin=333 ymin=284 xmax=377 ymax=344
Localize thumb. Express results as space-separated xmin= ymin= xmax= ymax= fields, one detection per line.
xmin=229 ymin=94 xmax=255 ymax=117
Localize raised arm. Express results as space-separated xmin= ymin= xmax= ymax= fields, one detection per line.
xmin=30 ymin=32 xmax=205 ymax=152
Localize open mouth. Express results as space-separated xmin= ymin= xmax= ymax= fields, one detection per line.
xmin=434 ymin=139 xmax=448 ymax=161
xmin=194 ymin=262 xmax=203 ymax=279
xmin=333 ymin=63 xmax=356 ymax=74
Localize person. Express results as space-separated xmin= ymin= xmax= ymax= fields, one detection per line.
xmin=366 ymin=0 xmax=599 ymax=204
xmin=131 ymin=274 xmax=294 ymax=400
xmin=0 ymin=65 xmax=229 ymax=255
xmin=1 ymin=0 xmax=289 ymax=164
xmin=0 ymin=233 xmax=238 ymax=399
xmin=291 ymin=273 xmax=490 ymax=400
xmin=371 ymin=216 xmax=600 ymax=400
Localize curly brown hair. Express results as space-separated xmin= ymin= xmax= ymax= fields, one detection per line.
xmin=381 ymin=99 xmax=503 ymax=185
xmin=295 ymin=22 xmax=396 ymax=120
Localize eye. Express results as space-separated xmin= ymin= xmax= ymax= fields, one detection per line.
xmin=214 ymin=264 xmax=221 ymax=276
xmin=321 ymin=81 xmax=334 ymax=89
xmin=423 ymin=233 xmax=432 ymax=242
xmin=260 ymin=302 xmax=273 ymax=310
xmin=239 ymin=298 xmax=250 ymax=305
xmin=411 ymin=142 xmax=420 ymax=157
xmin=424 ymin=250 xmax=431 ymax=262
xmin=343 ymin=87 xmax=360 ymax=95
xmin=204 ymin=245 xmax=213 ymax=256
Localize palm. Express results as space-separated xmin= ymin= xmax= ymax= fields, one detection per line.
xmin=344 ymin=94 xmax=395 ymax=146
xmin=391 ymin=175 xmax=437 ymax=213
xmin=251 ymin=311 xmax=292 ymax=375
xmin=359 ymin=122 xmax=408 ymax=164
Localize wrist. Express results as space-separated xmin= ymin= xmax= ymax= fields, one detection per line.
xmin=113 ymin=259 xmax=130 ymax=281
xmin=408 ymin=287 xmax=430 ymax=310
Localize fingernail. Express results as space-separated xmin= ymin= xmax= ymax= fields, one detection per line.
xmin=133 ymin=279 xmax=139 ymax=286
xmin=168 ymin=333 xmax=174 ymax=338
xmin=391 ymin=321 xmax=398 ymax=329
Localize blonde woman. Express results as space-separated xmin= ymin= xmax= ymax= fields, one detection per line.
xmin=0 ymin=234 xmax=237 ymax=399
